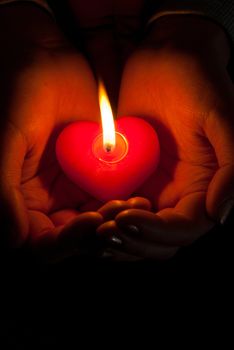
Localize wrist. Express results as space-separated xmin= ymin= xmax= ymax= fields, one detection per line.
xmin=145 ymin=16 xmax=231 ymax=66
xmin=0 ymin=3 xmax=66 ymax=48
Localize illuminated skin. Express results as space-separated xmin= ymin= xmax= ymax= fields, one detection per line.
xmin=98 ymin=17 xmax=234 ymax=259
xmin=0 ymin=4 xmax=149 ymax=261
xmin=0 ymin=2 xmax=234 ymax=261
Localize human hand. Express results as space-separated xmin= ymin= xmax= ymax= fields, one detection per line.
xmin=97 ymin=197 xmax=151 ymax=261
xmin=98 ymin=17 xmax=234 ymax=260
xmin=0 ymin=4 xmax=109 ymax=261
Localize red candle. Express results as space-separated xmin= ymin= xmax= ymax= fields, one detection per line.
xmin=56 ymin=83 xmax=160 ymax=202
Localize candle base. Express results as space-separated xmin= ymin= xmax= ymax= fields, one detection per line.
xmin=92 ymin=132 xmax=128 ymax=164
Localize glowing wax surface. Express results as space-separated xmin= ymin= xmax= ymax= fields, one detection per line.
xmin=56 ymin=116 xmax=160 ymax=202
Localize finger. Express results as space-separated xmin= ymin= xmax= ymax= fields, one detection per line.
xmin=116 ymin=192 xmax=214 ymax=246
xmin=97 ymin=219 xmax=177 ymax=260
xmin=29 ymin=210 xmax=55 ymax=241
xmin=56 ymin=212 xmax=104 ymax=260
xmin=96 ymin=220 xmax=137 ymax=260
xmin=127 ymin=197 xmax=152 ymax=211
xmin=98 ymin=200 xmax=131 ymax=221
xmin=98 ymin=197 xmax=151 ymax=221
xmin=50 ymin=209 xmax=80 ymax=226
xmin=0 ymin=123 xmax=28 ymax=247
xmin=30 ymin=211 xmax=103 ymax=262
xmin=28 ymin=210 xmax=58 ymax=261
xmin=204 ymin=109 xmax=234 ymax=221
xmin=97 ymin=220 xmax=122 ymax=239
xmin=97 ymin=220 xmax=129 ymax=250
xmin=58 ymin=211 xmax=103 ymax=248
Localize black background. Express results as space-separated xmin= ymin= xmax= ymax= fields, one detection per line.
xmin=0 ymin=2 xmax=233 ymax=346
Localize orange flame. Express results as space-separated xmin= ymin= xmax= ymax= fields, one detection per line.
xmin=98 ymin=81 xmax=116 ymax=152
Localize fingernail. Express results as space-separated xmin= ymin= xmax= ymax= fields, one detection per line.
xmin=109 ymin=236 xmax=123 ymax=246
xmin=126 ymin=225 xmax=140 ymax=235
xmin=218 ymin=199 xmax=234 ymax=225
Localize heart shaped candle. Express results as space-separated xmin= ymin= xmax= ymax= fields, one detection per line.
xmin=56 ymin=83 xmax=160 ymax=202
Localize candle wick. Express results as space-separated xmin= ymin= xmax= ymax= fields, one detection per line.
xmin=105 ymin=143 xmax=112 ymax=153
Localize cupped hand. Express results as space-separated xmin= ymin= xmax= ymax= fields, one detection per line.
xmin=0 ymin=5 xmax=110 ymax=261
xmin=98 ymin=17 xmax=234 ymax=260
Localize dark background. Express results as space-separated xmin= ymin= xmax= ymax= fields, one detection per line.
xmin=1 ymin=3 xmax=233 ymax=346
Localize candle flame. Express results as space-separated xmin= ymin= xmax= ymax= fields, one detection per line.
xmin=98 ymin=81 xmax=116 ymax=152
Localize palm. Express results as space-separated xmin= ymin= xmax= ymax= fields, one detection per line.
xmin=135 ymin=117 xmax=216 ymax=212
xmin=119 ymin=49 xmax=221 ymax=216
xmin=5 ymin=49 xmax=101 ymax=242
xmin=21 ymin=129 xmax=95 ymax=234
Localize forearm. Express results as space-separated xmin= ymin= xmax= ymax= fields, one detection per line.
xmin=0 ymin=0 xmax=52 ymax=17
xmin=148 ymin=1 xmax=234 ymax=44
xmin=145 ymin=15 xmax=231 ymax=66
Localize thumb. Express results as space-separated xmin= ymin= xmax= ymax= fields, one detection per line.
xmin=0 ymin=123 xmax=28 ymax=247
xmin=205 ymin=109 xmax=234 ymax=223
